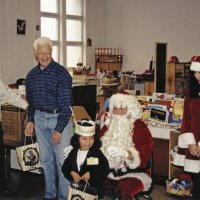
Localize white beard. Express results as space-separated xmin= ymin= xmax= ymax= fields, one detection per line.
xmin=101 ymin=114 xmax=134 ymax=169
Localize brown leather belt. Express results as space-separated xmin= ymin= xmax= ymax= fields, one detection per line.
xmin=38 ymin=109 xmax=60 ymax=114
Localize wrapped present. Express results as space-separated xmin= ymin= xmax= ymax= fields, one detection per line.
xmin=166 ymin=174 xmax=193 ymax=196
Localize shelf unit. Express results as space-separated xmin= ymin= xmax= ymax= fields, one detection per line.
xmin=165 ymin=62 xmax=190 ymax=97
xmin=95 ymin=54 xmax=123 ymax=72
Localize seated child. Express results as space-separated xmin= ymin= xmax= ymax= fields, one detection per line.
xmin=62 ymin=119 xmax=109 ymax=200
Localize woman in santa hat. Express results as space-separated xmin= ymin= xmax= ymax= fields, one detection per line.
xmin=99 ymin=91 xmax=153 ymax=200
xmin=173 ymin=57 xmax=200 ymax=199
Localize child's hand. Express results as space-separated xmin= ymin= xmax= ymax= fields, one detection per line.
xmin=81 ymin=172 xmax=90 ymax=182
xmin=70 ymin=171 xmax=81 ymax=183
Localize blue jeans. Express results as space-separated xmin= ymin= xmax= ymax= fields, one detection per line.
xmin=34 ymin=110 xmax=73 ymax=200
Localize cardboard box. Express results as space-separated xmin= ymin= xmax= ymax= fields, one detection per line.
xmin=1 ymin=105 xmax=27 ymax=142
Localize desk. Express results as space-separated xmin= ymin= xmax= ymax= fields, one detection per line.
xmin=149 ymin=127 xmax=180 ymax=184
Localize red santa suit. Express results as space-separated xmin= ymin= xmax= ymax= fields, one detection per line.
xmin=99 ymin=93 xmax=153 ymax=200
xmin=173 ymin=60 xmax=200 ymax=199
xmin=173 ymin=89 xmax=200 ymax=172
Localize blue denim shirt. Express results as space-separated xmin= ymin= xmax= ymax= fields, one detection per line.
xmin=26 ymin=60 xmax=72 ymax=133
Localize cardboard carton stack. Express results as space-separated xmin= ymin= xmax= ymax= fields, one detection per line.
xmin=1 ymin=104 xmax=27 ymax=143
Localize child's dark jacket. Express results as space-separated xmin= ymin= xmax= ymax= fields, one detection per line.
xmin=62 ymin=147 xmax=109 ymax=189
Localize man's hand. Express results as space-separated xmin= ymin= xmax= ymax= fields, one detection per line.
xmin=71 ymin=171 xmax=81 ymax=183
xmin=81 ymin=172 xmax=90 ymax=182
xmin=52 ymin=131 xmax=61 ymax=144
xmin=107 ymin=145 xmax=129 ymax=158
xmin=25 ymin=122 xmax=35 ymax=136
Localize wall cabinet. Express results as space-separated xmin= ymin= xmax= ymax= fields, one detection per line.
xmin=165 ymin=62 xmax=190 ymax=97
xmin=95 ymin=55 xmax=123 ymax=72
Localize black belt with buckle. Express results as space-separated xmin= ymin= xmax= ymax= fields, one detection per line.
xmin=38 ymin=109 xmax=60 ymax=114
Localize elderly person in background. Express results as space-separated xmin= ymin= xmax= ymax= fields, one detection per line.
xmin=99 ymin=92 xmax=153 ymax=200
xmin=25 ymin=37 xmax=73 ymax=200
xmin=0 ymin=79 xmax=28 ymax=198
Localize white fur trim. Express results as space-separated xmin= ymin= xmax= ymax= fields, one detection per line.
xmin=178 ymin=132 xmax=196 ymax=148
xmin=190 ymin=61 xmax=200 ymax=71
xmin=105 ymin=117 xmax=110 ymax=127
xmin=173 ymin=153 xmax=200 ymax=173
xmin=184 ymin=159 xmax=200 ymax=173
xmin=173 ymin=153 xmax=185 ymax=167
xmin=125 ymin=147 xmax=141 ymax=169
xmin=108 ymin=172 xmax=152 ymax=191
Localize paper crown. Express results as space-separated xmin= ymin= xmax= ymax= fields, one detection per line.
xmin=75 ymin=119 xmax=96 ymax=136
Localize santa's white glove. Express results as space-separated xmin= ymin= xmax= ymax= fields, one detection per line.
xmin=63 ymin=145 xmax=73 ymax=159
xmin=107 ymin=146 xmax=129 ymax=158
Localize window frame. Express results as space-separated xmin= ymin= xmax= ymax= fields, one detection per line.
xmin=39 ymin=0 xmax=85 ymax=69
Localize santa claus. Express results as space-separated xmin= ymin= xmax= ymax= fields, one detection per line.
xmin=99 ymin=92 xmax=153 ymax=200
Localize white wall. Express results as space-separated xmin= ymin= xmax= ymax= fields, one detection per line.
xmin=0 ymin=0 xmax=6 ymax=78
xmin=1 ymin=0 xmax=200 ymax=83
xmin=106 ymin=0 xmax=200 ymax=73
xmin=0 ymin=0 xmax=38 ymax=84
xmin=0 ymin=0 xmax=105 ymax=83
xmin=86 ymin=0 xmax=107 ymax=70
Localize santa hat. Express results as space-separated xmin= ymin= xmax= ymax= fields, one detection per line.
xmin=190 ymin=56 xmax=200 ymax=71
xmin=190 ymin=61 xmax=200 ymax=72
xmin=75 ymin=119 xmax=95 ymax=136
xmin=107 ymin=91 xmax=142 ymax=123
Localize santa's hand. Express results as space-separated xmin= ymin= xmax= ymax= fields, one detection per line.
xmin=107 ymin=146 xmax=129 ymax=158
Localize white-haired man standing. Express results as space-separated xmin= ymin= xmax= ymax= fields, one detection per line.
xmin=99 ymin=92 xmax=153 ymax=200
xmin=25 ymin=37 xmax=73 ymax=200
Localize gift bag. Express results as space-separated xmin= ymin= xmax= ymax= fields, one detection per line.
xmin=16 ymin=136 xmax=41 ymax=171
xmin=67 ymin=181 xmax=98 ymax=200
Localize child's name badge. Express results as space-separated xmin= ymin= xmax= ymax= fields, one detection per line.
xmin=87 ymin=157 xmax=99 ymax=165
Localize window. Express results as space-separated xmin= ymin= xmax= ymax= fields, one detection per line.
xmin=41 ymin=17 xmax=58 ymax=41
xmin=40 ymin=0 xmax=84 ymax=68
